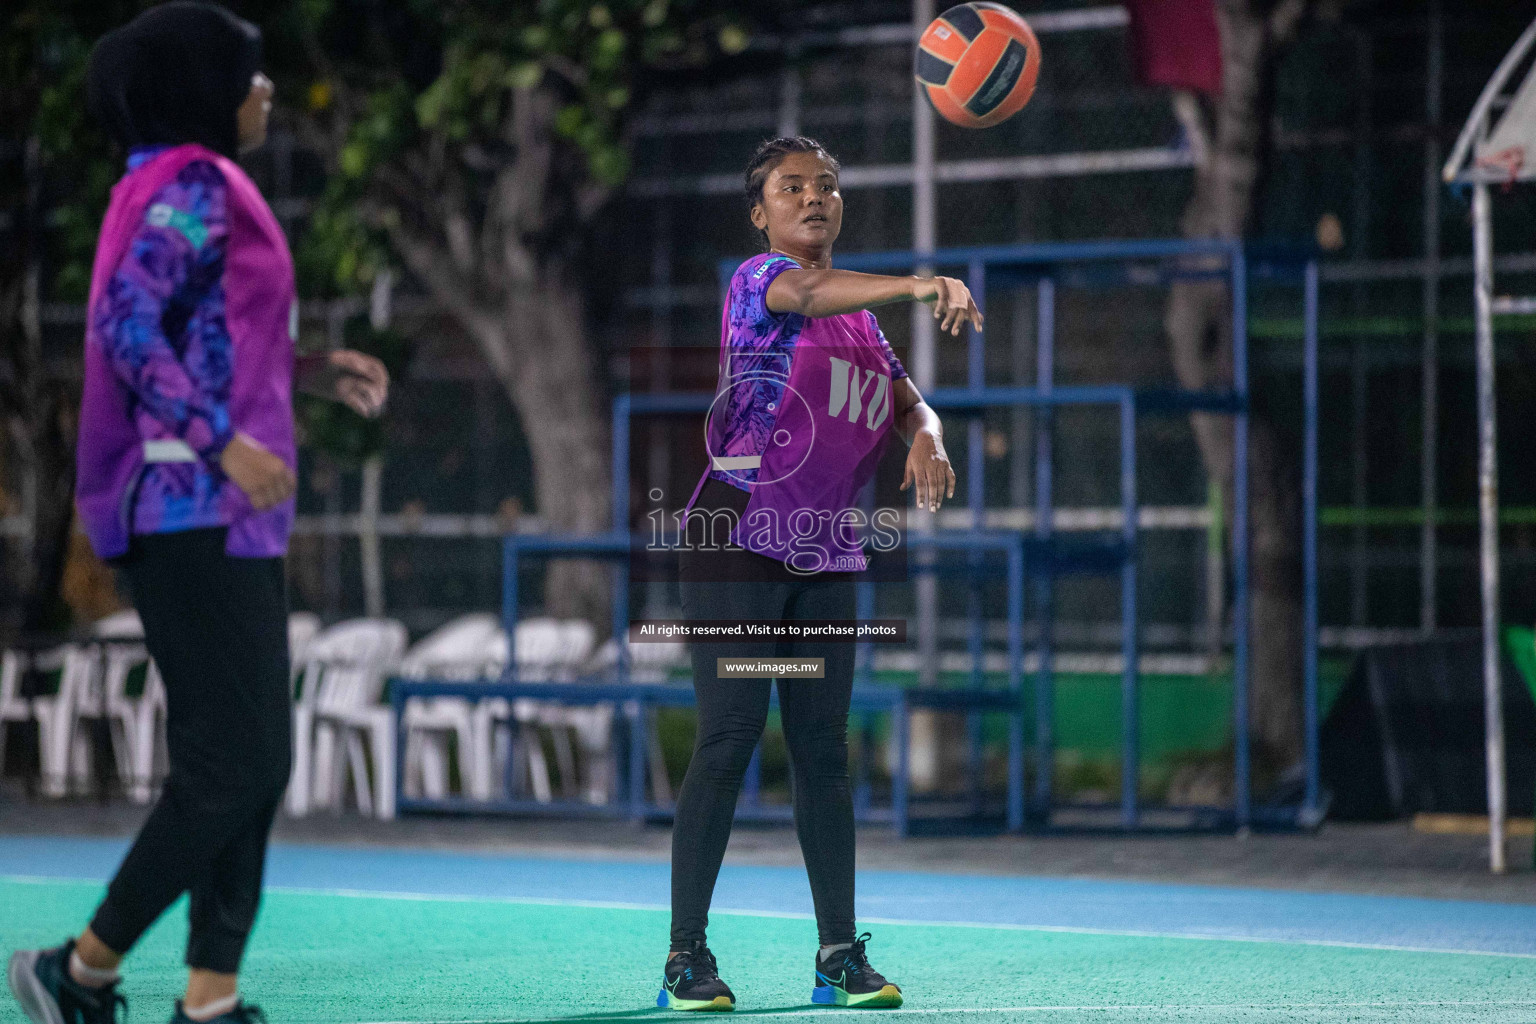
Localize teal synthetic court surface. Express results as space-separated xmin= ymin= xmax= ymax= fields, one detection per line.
xmin=5 ymin=836 xmax=1536 ymax=1022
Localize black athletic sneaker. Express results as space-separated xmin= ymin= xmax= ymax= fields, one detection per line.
xmin=168 ymin=999 xmax=269 ymax=1023
xmin=657 ymin=942 xmax=735 ymax=1011
xmin=811 ymin=932 xmax=902 ymax=1008
xmin=7 ymin=940 xmax=128 ymax=1024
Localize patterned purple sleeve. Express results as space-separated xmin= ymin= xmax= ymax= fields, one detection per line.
xmin=96 ymin=160 xmax=234 ymax=463
xmin=728 ymin=253 xmax=799 ymax=338
xmin=868 ymin=313 xmax=909 ymax=380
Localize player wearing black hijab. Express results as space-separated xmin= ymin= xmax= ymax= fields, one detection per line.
xmin=84 ymin=1 xmax=263 ymax=161
xmin=6 ymin=5 xmax=388 ymax=1024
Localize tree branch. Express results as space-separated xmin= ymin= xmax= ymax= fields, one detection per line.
xmin=381 ymin=216 xmax=515 ymax=384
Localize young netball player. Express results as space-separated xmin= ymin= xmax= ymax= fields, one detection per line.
xmin=7 ymin=5 xmax=388 ymax=1023
xmin=659 ymin=137 xmax=982 ymax=1012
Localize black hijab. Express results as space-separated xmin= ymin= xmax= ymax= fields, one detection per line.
xmin=87 ymin=2 xmax=263 ymax=160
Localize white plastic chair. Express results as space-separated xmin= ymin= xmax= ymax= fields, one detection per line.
xmin=52 ymin=613 xmax=141 ymax=796
xmin=29 ymin=644 xmax=95 ymax=798
xmin=311 ymin=617 xmax=408 ymax=819
xmin=471 ymin=618 xmax=593 ymax=802
xmin=65 ymin=642 xmax=113 ymax=796
xmin=398 ymin=613 xmax=510 ymax=799
xmin=529 ymin=620 xmax=601 ymax=800
xmin=288 ymin=612 xmax=322 ymax=671
xmin=91 ymin=611 xmax=167 ymax=803
xmin=584 ymin=637 xmax=688 ymax=805
xmin=92 ymin=610 xmax=144 ymax=639
xmin=287 ymin=617 xmax=407 ymax=819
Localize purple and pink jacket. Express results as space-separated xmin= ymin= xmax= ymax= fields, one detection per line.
xmin=76 ymin=143 xmax=297 ymax=559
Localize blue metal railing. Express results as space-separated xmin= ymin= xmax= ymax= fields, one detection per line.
xmin=395 ymin=237 xmax=1320 ymax=834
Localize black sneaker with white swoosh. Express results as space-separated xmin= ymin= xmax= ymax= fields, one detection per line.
xmin=657 ymin=942 xmax=735 ymax=1011
xmin=811 ymin=932 xmax=902 ymax=1008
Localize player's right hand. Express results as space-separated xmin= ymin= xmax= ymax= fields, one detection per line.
xmin=912 ymin=275 xmax=984 ymax=336
xmin=220 ymin=432 xmax=297 ymax=511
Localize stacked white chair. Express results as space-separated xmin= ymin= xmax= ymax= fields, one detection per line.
xmin=29 ymin=643 xmax=96 ymax=797
xmin=471 ymin=618 xmax=593 ymax=802
xmin=531 ymin=620 xmax=600 ymax=801
xmin=398 ymin=613 xmax=509 ymax=800
xmin=585 ymin=637 xmax=689 ymax=805
xmin=287 ymin=611 xmax=322 ymax=671
xmin=64 ymin=620 xmax=114 ymax=795
xmin=287 ymin=617 xmax=407 ymax=819
xmin=91 ymin=610 xmax=167 ymax=803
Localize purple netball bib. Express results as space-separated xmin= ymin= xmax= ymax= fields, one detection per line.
xmin=732 ymin=314 xmax=897 ymax=572
xmin=77 ymin=143 xmax=296 ymax=559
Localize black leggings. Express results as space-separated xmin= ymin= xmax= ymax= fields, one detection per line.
xmin=671 ymin=481 xmax=858 ymax=950
xmin=90 ymin=527 xmax=291 ymax=974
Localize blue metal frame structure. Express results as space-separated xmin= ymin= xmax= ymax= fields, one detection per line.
xmin=682 ymin=236 xmax=1319 ymax=828
xmin=393 ymin=529 xmax=1027 ymax=834
xmin=391 ymin=237 xmax=1321 ymax=834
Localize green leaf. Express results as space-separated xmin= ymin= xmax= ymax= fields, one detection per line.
xmin=596 ymin=28 xmax=626 ymax=57
xmin=340 ymin=142 xmax=370 ymax=178
xmin=507 ymin=61 xmax=543 ymax=90
xmin=589 ymin=145 xmax=630 ymax=186
xmin=555 ymin=104 xmax=585 ymax=137
xmin=718 ymin=24 xmax=749 ymax=54
xmin=642 ymin=0 xmax=668 ymax=28
xmin=469 ymin=52 xmax=505 ymax=94
xmin=415 ymin=82 xmax=447 ymax=127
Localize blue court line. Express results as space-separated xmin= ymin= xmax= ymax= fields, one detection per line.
xmin=4 ymin=835 xmax=1536 ymax=957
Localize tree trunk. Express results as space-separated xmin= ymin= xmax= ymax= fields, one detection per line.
xmin=380 ymin=81 xmax=617 ymax=631
xmin=503 ymin=278 xmax=612 ymax=626
xmin=1165 ymin=0 xmax=1310 ymax=768
xmin=390 ymin=227 xmax=613 ymax=628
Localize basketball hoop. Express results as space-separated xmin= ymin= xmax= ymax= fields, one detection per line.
xmin=1474 ymin=147 xmax=1526 ymax=188
xmin=1445 ymin=17 xmax=1536 ymax=186
xmin=1442 ymin=14 xmax=1536 ymax=877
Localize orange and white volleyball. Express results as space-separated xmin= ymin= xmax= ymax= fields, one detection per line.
xmin=915 ymin=2 xmax=1042 ymax=129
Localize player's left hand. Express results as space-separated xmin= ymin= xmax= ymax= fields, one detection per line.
xmin=912 ymin=275 xmax=984 ymax=337
xmin=301 ymin=349 xmax=389 ymax=418
xmin=901 ymin=428 xmax=955 ymax=513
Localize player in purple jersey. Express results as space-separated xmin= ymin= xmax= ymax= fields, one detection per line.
xmin=8 ymin=7 xmax=386 ymax=1024
xmin=661 ymin=138 xmax=981 ymax=1013
xmin=705 ymin=251 xmax=911 ymax=493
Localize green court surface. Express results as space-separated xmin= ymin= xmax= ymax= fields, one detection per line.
xmin=6 ymin=876 xmax=1536 ymax=1024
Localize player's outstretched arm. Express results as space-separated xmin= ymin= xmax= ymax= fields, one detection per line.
xmin=766 ymin=269 xmax=984 ymax=335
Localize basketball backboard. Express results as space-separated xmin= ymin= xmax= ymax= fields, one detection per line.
xmin=1445 ymin=17 xmax=1536 ymax=184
